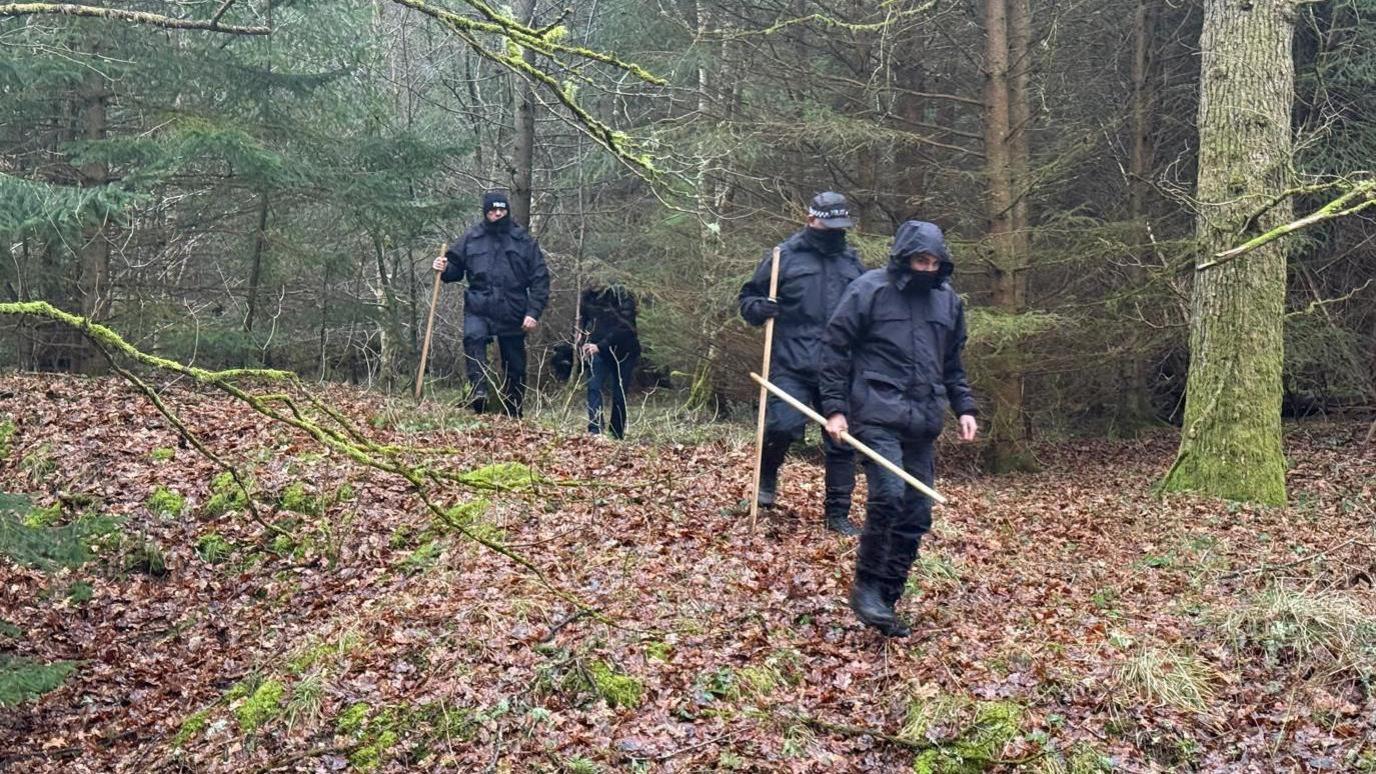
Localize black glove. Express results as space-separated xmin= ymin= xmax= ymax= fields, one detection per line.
xmin=756 ymin=298 xmax=780 ymax=319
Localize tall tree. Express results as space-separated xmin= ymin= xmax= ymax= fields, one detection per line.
xmin=982 ymin=0 xmax=1037 ymax=472
xmin=509 ymin=0 xmax=537 ymax=226
xmin=1160 ymin=0 xmax=1296 ymax=504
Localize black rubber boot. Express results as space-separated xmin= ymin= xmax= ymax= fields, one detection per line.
xmin=849 ymin=578 xmax=908 ymax=637
xmin=757 ymin=467 xmax=778 ymax=508
xmin=825 ymin=513 xmax=861 ymax=536
xmin=757 ymin=439 xmax=788 ymax=509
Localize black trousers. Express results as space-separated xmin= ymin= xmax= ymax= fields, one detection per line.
xmin=463 ymin=314 xmax=527 ymax=417
xmin=587 ymin=350 xmax=638 ymax=438
xmin=760 ymin=372 xmax=856 ymax=517
xmin=852 ymin=427 xmax=936 ymax=599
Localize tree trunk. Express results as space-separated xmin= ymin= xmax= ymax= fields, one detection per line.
xmin=243 ymin=193 xmax=269 ymax=332
xmin=1119 ymin=0 xmax=1159 ymax=428
xmin=244 ymin=1 xmax=273 ymax=335
xmin=982 ymin=0 xmax=1037 ymax=472
xmin=510 ymin=0 xmax=537 ymax=227
xmin=1160 ymin=0 xmax=1294 ymax=505
xmin=686 ymin=0 xmax=725 ymax=411
xmin=1128 ymin=0 xmax=1157 ymax=224
xmin=76 ymin=67 xmax=109 ymax=323
xmin=373 ymin=237 xmax=403 ymax=389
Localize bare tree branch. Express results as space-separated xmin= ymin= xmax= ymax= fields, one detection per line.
xmin=210 ymin=0 xmax=238 ymax=26
xmin=1202 ymin=177 xmax=1376 ymax=269
xmin=0 ymin=2 xmax=271 ymax=34
xmin=388 ymin=0 xmax=666 ymax=177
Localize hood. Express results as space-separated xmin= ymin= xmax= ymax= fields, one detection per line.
xmin=889 ymin=220 xmax=954 ymax=281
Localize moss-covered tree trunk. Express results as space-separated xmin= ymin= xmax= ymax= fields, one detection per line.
xmin=1160 ymin=0 xmax=1294 ymax=505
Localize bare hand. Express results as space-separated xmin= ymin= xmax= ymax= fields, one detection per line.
xmin=582 ymin=342 xmax=599 ymax=359
xmin=522 ymin=315 xmax=539 ymax=332
xmin=959 ymin=414 xmax=978 ymax=442
xmin=432 ymin=255 xmax=446 ymax=272
xmin=825 ymin=413 xmax=848 ymax=443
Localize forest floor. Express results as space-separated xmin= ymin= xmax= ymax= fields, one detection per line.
xmin=1 ymin=372 xmax=1373 ymax=773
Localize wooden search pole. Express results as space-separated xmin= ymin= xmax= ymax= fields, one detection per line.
xmin=748 ymin=246 xmax=783 ymax=529
xmin=414 ymin=244 xmax=445 ymax=401
xmin=749 ymin=372 xmax=948 ymax=505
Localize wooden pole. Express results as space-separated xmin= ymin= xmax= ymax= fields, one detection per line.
xmin=749 ymin=247 xmax=783 ymax=528
xmin=750 ymin=372 xmax=949 ymax=505
xmin=414 ymin=244 xmax=445 ymax=401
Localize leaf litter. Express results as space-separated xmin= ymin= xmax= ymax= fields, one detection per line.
xmin=0 ymin=373 xmax=1372 ymax=771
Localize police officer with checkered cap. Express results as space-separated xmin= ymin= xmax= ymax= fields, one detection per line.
xmin=738 ymin=192 xmax=865 ymax=534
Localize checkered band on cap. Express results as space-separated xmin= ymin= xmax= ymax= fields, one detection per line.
xmin=809 ymin=206 xmax=849 ymax=219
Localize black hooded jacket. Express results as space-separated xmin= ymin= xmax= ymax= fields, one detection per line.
xmin=580 ymin=284 xmax=641 ymax=359
xmin=441 ymin=218 xmax=550 ymax=333
xmin=819 ymin=221 xmax=976 ymax=437
xmin=738 ymin=228 xmax=864 ymax=379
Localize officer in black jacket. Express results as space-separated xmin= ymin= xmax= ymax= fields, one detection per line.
xmin=819 ymin=220 xmax=978 ymax=637
xmin=739 ymin=192 xmax=865 ymax=534
xmin=433 ymin=190 xmax=551 ymax=417
xmin=579 ymin=282 xmax=641 ymax=439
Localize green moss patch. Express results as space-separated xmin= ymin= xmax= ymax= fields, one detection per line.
xmin=457 ymin=462 xmax=543 ymax=492
xmin=146 ymin=486 xmax=184 ymax=519
xmin=907 ymin=697 xmax=1026 ymax=773
xmin=233 ymin=678 xmax=285 ymax=733
xmin=587 ymin=660 xmax=643 ymax=709
xmin=203 ymin=472 xmax=250 ymax=517
xmin=171 ymin=709 xmax=210 ymax=748
xmin=195 ymin=532 xmax=234 ymax=564
xmin=279 ymin=482 xmax=324 ymax=516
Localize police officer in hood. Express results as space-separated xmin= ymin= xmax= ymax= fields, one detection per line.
xmin=819 ymin=220 xmax=978 ymax=637
xmin=739 ymin=192 xmax=864 ymax=535
xmin=433 ymin=190 xmax=550 ymax=416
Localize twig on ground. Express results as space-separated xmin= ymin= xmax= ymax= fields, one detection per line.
xmin=1219 ymin=537 xmax=1359 ymax=582
xmin=538 ymin=609 xmax=591 ymax=644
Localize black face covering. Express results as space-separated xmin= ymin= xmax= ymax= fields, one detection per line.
xmin=483 ymin=214 xmax=512 ymax=233
xmin=807 ymin=227 xmax=847 ymax=254
xmin=906 ymin=270 xmax=941 ymax=292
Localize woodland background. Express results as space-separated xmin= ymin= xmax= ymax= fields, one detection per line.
xmin=1 ymin=2 xmax=1375 ymax=772
xmin=3 ymin=0 xmax=1371 ymax=446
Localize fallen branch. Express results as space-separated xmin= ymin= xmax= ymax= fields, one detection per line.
xmin=0 ymin=301 xmax=612 ymax=627
xmin=84 ymin=333 xmax=289 ymax=539
xmin=538 ymin=609 xmax=590 ymax=644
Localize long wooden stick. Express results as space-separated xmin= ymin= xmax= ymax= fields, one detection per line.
xmin=414 ymin=245 xmax=445 ymax=401
xmin=750 ymin=373 xmax=948 ymax=505
xmin=749 ymin=247 xmax=783 ymax=528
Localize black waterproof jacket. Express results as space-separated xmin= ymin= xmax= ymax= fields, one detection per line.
xmin=738 ymin=228 xmax=864 ymax=379
xmin=580 ymin=284 xmax=641 ymax=359
xmin=819 ymin=221 xmax=976 ymax=437
xmin=442 ymin=220 xmax=550 ymax=333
